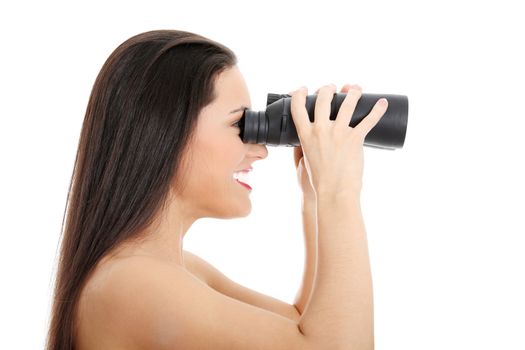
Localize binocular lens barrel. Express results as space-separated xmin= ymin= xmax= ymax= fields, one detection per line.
xmin=240 ymin=92 xmax=408 ymax=150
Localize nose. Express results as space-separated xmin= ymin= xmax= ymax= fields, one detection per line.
xmin=247 ymin=143 xmax=268 ymax=161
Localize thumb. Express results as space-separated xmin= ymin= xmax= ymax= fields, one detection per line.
xmin=293 ymin=146 xmax=303 ymax=168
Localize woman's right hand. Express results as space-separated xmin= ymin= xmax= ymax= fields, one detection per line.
xmin=289 ymin=83 xmax=389 ymax=199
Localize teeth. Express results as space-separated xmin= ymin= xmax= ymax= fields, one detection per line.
xmin=233 ymin=171 xmax=251 ymax=185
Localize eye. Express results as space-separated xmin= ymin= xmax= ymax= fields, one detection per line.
xmin=232 ymin=120 xmax=241 ymax=129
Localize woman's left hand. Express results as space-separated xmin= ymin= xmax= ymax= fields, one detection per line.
xmin=293 ymin=145 xmax=316 ymax=202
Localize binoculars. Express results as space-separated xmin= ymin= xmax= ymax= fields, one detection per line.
xmin=237 ymin=92 xmax=409 ymax=150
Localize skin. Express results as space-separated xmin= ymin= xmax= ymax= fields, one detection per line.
xmin=76 ymin=66 xmax=268 ymax=349
xmin=75 ymin=79 xmax=379 ymax=349
xmin=104 ymin=65 xmax=269 ymax=267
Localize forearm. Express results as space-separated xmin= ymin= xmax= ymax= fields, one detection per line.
xmin=293 ymin=197 xmax=317 ymax=315
xmin=298 ymin=194 xmax=374 ymax=349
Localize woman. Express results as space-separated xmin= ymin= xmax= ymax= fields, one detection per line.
xmin=46 ymin=29 xmax=388 ymax=349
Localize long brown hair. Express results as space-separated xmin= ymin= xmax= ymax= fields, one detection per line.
xmin=45 ymin=29 xmax=237 ymax=350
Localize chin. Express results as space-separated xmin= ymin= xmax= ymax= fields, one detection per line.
xmin=238 ymin=205 xmax=252 ymax=217
xmin=230 ymin=200 xmax=252 ymax=218
xmin=226 ymin=200 xmax=252 ymax=219
xmin=206 ymin=196 xmax=251 ymax=219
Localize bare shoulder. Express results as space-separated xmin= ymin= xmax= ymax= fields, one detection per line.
xmin=77 ymin=254 xmax=311 ymax=350
xmin=182 ymin=250 xmax=214 ymax=283
xmin=76 ymin=256 xmax=192 ymax=350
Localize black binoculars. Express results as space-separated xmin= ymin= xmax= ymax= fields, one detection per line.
xmin=236 ymin=92 xmax=409 ymax=150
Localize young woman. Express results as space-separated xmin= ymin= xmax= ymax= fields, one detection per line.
xmin=46 ymin=29 xmax=388 ymax=350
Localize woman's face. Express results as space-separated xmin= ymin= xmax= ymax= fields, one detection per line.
xmin=178 ymin=65 xmax=268 ymax=219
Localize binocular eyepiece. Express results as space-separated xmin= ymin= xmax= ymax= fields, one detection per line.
xmin=237 ymin=92 xmax=409 ymax=150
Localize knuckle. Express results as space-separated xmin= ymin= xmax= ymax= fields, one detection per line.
xmin=333 ymin=124 xmax=348 ymax=138
xmin=345 ymin=89 xmax=361 ymax=101
xmin=353 ymin=130 xmax=366 ymax=143
xmin=320 ymin=84 xmax=336 ymax=92
xmin=311 ymin=122 xmax=327 ymax=133
xmin=350 ymin=87 xmax=362 ymax=96
xmin=317 ymin=86 xmax=335 ymax=100
xmin=291 ymin=88 xmax=306 ymax=98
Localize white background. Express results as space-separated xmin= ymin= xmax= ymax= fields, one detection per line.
xmin=1 ymin=0 xmax=524 ymax=349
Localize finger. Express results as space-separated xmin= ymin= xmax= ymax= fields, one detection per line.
xmin=334 ymin=84 xmax=362 ymax=130
xmin=340 ymin=83 xmax=352 ymax=93
xmin=289 ymin=86 xmax=310 ymax=140
xmin=315 ymin=82 xmax=336 ymax=94
xmin=318 ymin=83 xmax=355 ymax=94
xmin=289 ymin=84 xmax=308 ymax=95
xmin=293 ymin=146 xmax=303 ymax=168
xmin=354 ymin=98 xmax=389 ymax=137
xmin=313 ymin=84 xmax=337 ymax=125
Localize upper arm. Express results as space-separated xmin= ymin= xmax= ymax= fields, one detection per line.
xmin=184 ymin=251 xmax=301 ymax=323
xmin=94 ymin=256 xmax=313 ymax=350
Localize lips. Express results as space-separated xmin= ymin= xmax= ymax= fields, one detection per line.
xmin=233 ymin=169 xmax=252 ymax=189
xmin=235 ymin=179 xmax=252 ymax=190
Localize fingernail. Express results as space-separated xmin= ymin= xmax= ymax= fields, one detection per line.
xmin=378 ymin=98 xmax=388 ymax=106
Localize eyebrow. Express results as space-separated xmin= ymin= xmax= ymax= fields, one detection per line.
xmin=229 ymin=106 xmax=250 ymax=114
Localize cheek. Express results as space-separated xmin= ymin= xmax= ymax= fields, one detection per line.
xmin=208 ymin=132 xmax=244 ymax=164
xmin=191 ymin=137 xmax=243 ymax=191
xmin=182 ymin=137 xmax=251 ymax=217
